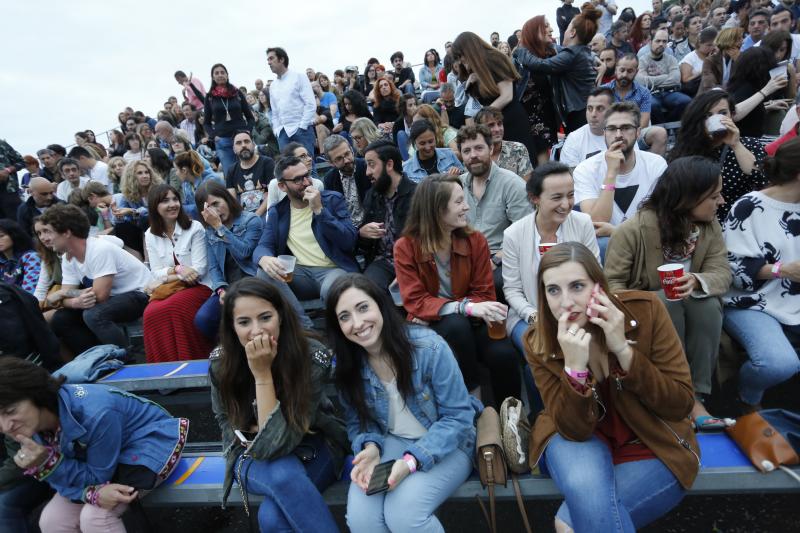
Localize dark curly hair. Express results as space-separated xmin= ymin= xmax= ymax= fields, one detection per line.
xmin=669 ymin=90 xmax=737 ymax=160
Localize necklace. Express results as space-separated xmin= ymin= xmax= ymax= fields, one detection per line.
xmin=221 ymin=98 xmax=232 ymax=122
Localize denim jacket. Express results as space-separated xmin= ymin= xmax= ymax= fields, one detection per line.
xmin=205 ymin=211 xmax=264 ymax=291
xmin=402 ymin=148 xmax=464 ymax=183
xmin=115 ymin=195 xmax=149 ymax=229
xmin=29 ymin=384 xmax=186 ymax=503
xmin=209 ymin=340 xmax=350 ymax=507
xmin=341 ymin=326 xmax=482 ymax=472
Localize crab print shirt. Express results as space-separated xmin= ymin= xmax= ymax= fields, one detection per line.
xmin=723 ymin=191 xmax=800 ymax=325
xmin=714 ymin=136 xmax=767 ymax=225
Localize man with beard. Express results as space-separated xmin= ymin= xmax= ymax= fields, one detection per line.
xmin=225 ymin=130 xmax=275 ymax=216
xmin=603 ymin=54 xmax=667 ymax=155
xmin=637 ymin=29 xmax=691 ymax=123
xmin=458 ymin=124 xmax=531 ymax=294
xmin=573 ymin=102 xmax=667 ymax=257
xmin=322 ymin=135 xmax=371 ymax=227
xmin=17 ymin=177 xmax=63 ymax=235
xmin=474 ymin=107 xmax=534 ymax=180
xmin=254 ymin=156 xmax=357 ymax=328
xmin=358 ymin=140 xmax=416 ymax=290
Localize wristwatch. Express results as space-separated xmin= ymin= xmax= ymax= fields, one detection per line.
xmin=491 ymin=254 xmax=503 ymax=267
xmin=527 ymin=311 xmax=538 ymax=325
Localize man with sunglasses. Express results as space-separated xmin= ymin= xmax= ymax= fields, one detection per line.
xmin=573 ymin=102 xmax=667 ymax=259
xmin=253 ymin=155 xmax=358 ymax=328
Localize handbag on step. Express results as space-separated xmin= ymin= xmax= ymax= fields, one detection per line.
xmin=726 ymin=409 xmax=800 ymax=483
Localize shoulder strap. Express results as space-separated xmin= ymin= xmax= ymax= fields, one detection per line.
xmin=512 ymin=473 xmax=534 ymax=533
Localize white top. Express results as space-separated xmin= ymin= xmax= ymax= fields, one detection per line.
xmin=268 ymin=69 xmax=317 ymax=138
xmin=61 ymin=236 xmax=152 ymax=295
xmin=559 ymin=124 xmax=606 ymax=168
xmin=88 ymin=161 xmax=110 ymax=187
xmin=779 ymin=107 xmax=798 ymax=137
xmin=123 ymin=151 xmax=144 ymax=163
xmin=380 ymin=379 xmax=428 ymax=439
xmin=56 ymin=176 xmax=90 ymax=202
xmin=678 ymin=51 xmax=704 ymax=77
xmin=573 ymin=149 xmax=667 ymax=226
xmin=502 ymin=211 xmax=600 ymax=333
xmin=724 ymin=191 xmax=800 ymax=325
xmin=597 ymin=0 xmax=617 ymax=35
xmin=145 ymin=220 xmax=211 ymax=287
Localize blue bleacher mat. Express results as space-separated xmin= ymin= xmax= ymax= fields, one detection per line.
xmin=697 ymin=432 xmax=752 ymax=468
xmin=99 ymin=360 xmax=209 ymax=382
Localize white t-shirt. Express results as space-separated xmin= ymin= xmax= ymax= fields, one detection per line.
xmin=560 ymin=124 xmax=606 ymax=168
xmin=679 ymin=51 xmax=704 ymax=77
xmin=380 ymin=379 xmax=427 ymax=439
xmin=573 ymin=149 xmax=667 ymax=226
xmin=88 ymin=161 xmax=110 ymax=187
xmin=780 ymin=107 xmax=799 ymax=137
xmin=56 ymin=176 xmax=90 ymax=202
xmin=62 ymin=237 xmax=153 ymax=295
xmin=597 ymin=0 xmax=617 ymax=36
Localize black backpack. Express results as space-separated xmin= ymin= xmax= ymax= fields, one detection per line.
xmin=0 ymin=282 xmax=61 ymax=371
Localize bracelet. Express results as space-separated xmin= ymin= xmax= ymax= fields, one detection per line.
xmin=466 ymin=302 xmax=474 ymax=317
xmin=254 ymin=380 xmax=273 ymax=386
xmin=564 ymin=366 xmax=589 ymax=381
xmin=601 ymin=183 xmax=616 ymax=191
xmin=758 ymin=90 xmax=767 ymax=99
xmin=402 ymin=453 xmax=418 ymax=474
xmin=772 ymin=261 xmax=782 ymax=279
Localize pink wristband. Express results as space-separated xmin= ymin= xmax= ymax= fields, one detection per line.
xmin=403 ymin=453 xmax=417 ymax=474
xmin=466 ymin=302 xmax=474 ymax=317
xmin=564 ymin=366 xmax=589 ymax=381
xmin=601 ymin=183 xmax=616 ymax=191
xmin=772 ymin=261 xmax=782 ymax=279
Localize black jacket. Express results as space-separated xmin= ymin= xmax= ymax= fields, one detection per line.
xmin=359 ymin=175 xmax=416 ymax=263
xmin=322 ymin=158 xmax=371 ymax=204
xmin=513 ymin=45 xmax=596 ymax=120
xmin=16 ymin=197 xmax=64 ymax=235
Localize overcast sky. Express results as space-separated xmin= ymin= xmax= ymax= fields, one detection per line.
xmin=3 ymin=0 xmax=651 ymax=157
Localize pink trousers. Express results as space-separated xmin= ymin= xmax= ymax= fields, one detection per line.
xmin=39 ymin=493 xmax=128 ymax=533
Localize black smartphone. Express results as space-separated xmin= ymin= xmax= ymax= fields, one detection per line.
xmin=366 ymin=460 xmax=395 ymax=496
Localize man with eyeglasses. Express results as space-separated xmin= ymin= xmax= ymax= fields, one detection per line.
xmin=322 ymin=135 xmax=371 ymax=227
xmin=573 ymin=102 xmax=667 ymax=258
xmin=253 ymin=155 xmax=358 ymax=328
xmin=225 ymin=131 xmax=275 ymax=216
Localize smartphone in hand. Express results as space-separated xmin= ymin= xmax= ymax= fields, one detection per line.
xmin=586 ymin=283 xmax=600 ymax=318
xmin=366 ymin=460 xmax=395 ymax=496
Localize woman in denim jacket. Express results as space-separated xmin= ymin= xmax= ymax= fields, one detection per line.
xmin=0 ymin=357 xmax=187 ymax=533
xmin=210 ymin=278 xmax=349 ymax=532
xmin=326 ymin=273 xmax=481 ymax=533
xmin=193 ymin=181 xmax=264 ymax=341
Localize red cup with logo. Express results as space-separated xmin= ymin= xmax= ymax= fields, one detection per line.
xmin=539 ymin=242 xmax=557 ymax=255
xmin=657 ymin=264 xmax=684 ymax=301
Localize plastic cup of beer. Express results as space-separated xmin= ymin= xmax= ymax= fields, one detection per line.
xmin=657 ymin=263 xmax=684 ymax=301
xmin=277 ymin=255 xmax=296 ymax=283
xmin=539 ymin=242 xmax=557 ymax=255
xmin=488 ymin=320 xmax=507 ymax=340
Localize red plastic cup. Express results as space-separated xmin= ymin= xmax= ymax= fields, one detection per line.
xmin=658 ymin=264 xmax=684 ymax=301
xmin=539 ymin=242 xmax=557 ymax=255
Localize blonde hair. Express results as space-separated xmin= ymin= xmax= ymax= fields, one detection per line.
xmin=715 ymin=27 xmax=744 ymax=51
xmin=350 ymin=117 xmax=384 ymax=145
xmin=414 ymin=104 xmax=446 ymax=147
xmin=120 ymin=160 xmax=163 ymax=203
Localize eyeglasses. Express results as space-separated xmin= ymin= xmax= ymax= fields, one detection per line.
xmin=603 ymin=124 xmax=637 ymax=134
xmin=281 ymin=171 xmax=312 ymax=185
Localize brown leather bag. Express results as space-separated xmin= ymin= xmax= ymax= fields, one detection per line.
xmin=475 ymin=407 xmax=532 ymax=533
xmin=726 ymin=412 xmax=800 ymax=472
xmin=148 ymin=280 xmax=188 ymax=302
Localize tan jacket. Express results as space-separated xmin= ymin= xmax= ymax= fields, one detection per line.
xmin=604 ymin=209 xmax=731 ymax=296
xmin=527 ymin=290 xmax=700 ymax=489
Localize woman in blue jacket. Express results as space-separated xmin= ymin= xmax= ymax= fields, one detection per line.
xmin=326 ymin=273 xmax=480 ymax=532
xmin=193 ymin=181 xmax=264 ymax=340
xmin=0 ymin=357 xmax=187 ymax=533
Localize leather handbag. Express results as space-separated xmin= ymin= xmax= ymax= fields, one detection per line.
xmin=500 ymin=397 xmax=532 ymax=474
xmin=475 ymin=407 xmax=533 ymax=533
xmin=149 ymin=279 xmax=188 ymax=302
xmin=726 ymin=410 xmax=800 ymax=475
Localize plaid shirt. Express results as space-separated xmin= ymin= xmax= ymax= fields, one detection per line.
xmin=602 ymin=80 xmax=652 ymax=114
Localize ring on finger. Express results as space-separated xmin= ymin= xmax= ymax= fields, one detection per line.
xmin=18 ymin=452 xmax=26 ymax=460
xmin=568 ymin=328 xmax=578 ymax=335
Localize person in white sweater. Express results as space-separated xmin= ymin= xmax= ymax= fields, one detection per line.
xmin=723 ymin=137 xmax=800 ymax=413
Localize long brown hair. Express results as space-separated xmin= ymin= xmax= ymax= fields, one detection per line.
xmin=451 ymin=31 xmax=520 ymax=99
xmin=520 ymin=16 xmax=557 ymax=58
xmin=147 ymin=184 xmax=192 ymax=237
xmin=402 ymin=174 xmax=472 ymax=255
xmin=524 ymin=242 xmax=610 ymax=360
xmin=215 ymin=278 xmax=312 ymax=434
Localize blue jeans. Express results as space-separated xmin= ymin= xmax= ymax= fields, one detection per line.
xmin=511 ymin=321 xmax=543 ymax=415
xmin=215 ymin=136 xmax=236 ymax=176
xmin=346 ymin=434 xmax=473 ymax=533
xmin=194 ymin=292 xmax=223 ymax=340
xmin=236 ymin=436 xmax=339 ymax=533
xmin=397 ymin=130 xmax=410 ymax=161
xmin=544 ymin=434 xmax=685 ymax=532
xmin=0 ymin=477 xmax=53 ymax=533
xmin=723 ymin=308 xmax=800 ymax=405
xmin=651 ymin=91 xmax=692 ymax=123
xmin=278 ymin=127 xmax=317 ymax=162
xmin=597 ymin=236 xmax=609 ymax=265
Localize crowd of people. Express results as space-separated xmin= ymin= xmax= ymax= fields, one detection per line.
xmin=2 ymin=0 xmax=800 ymax=531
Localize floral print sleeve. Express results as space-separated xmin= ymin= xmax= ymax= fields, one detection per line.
xmin=19 ymin=251 xmax=41 ymax=294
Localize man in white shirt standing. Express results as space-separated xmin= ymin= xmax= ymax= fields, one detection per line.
xmin=560 ymin=87 xmax=614 ymax=168
xmin=37 ymin=204 xmax=152 ymax=357
xmin=573 ymin=101 xmax=668 ymax=259
xmin=55 ymin=158 xmax=91 ymax=202
xmin=67 ymin=147 xmax=109 ymax=187
xmin=266 ymin=47 xmax=317 ymax=161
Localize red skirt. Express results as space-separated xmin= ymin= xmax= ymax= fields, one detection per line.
xmin=143 ymin=285 xmax=213 ymax=363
